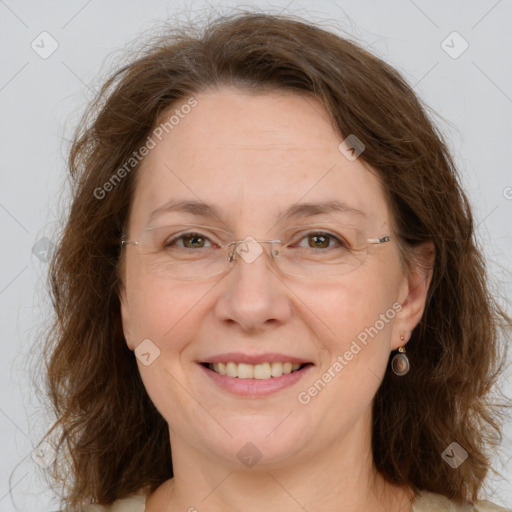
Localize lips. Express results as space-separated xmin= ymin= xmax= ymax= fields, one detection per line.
xmin=198 ymin=352 xmax=313 ymax=396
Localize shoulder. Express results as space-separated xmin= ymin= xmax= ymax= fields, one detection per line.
xmin=78 ymin=490 xmax=510 ymax=512
xmin=81 ymin=494 xmax=147 ymax=512
xmin=412 ymin=490 xmax=511 ymax=512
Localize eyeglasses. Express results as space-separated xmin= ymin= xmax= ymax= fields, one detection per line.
xmin=120 ymin=223 xmax=392 ymax=280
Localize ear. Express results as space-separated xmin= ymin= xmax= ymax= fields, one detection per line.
xmin=118 ymin=281 xmax=135 ymax=351
xmin=391 ymin=241 xmax=435 ymax=350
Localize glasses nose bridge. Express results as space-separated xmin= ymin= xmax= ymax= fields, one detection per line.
xmin=227 ymin=237 xmax=281 ymax=269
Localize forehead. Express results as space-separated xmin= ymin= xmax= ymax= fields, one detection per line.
xmin=128 ymin=87 xmax=390 ymax=232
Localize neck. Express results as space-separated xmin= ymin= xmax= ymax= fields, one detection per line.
xmin=146 ymin=414 xmax=413 ymax=512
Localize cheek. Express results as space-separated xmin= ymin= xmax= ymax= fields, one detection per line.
xmin=301 ymin=280 xmax=398 ymax=426
xmin=312 ymin=268 xmax=401 ymax=388
xmin=123 ymin=270 xmax=223 ymax=374
xmin=322 ymin=279 xmax=396 ymax=340
xmin=123 ymin=271 xmax=195 ymax=347
xmin=123 ymin=276 xmax=209 ymax=420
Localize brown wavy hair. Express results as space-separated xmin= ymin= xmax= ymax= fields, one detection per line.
xmin=39 ymin=10 xmax=511 ymax=509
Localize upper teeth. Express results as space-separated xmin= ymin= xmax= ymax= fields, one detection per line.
xmin=210 ymin=362 xmax=302 ymax=379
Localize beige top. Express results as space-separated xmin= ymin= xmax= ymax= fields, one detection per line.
xmin=81 ymin=490 xmax=511 ymax=511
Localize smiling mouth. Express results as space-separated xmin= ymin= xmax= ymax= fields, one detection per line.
xmin=201 ymin=362 xmax=312 ymax=379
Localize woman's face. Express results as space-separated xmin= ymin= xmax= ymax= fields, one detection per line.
xmin=119 ymin=87 xmax=420 ymax=469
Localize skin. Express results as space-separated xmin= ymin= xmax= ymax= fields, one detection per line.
xmin=119 ymin=87 xmax=434 ymax=512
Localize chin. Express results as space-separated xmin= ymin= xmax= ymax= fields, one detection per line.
xmin=197 ymin=415 xmax=313 ymax=468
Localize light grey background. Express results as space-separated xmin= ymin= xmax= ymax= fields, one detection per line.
xmin=0 ymin=0 xmax=511 ymax=510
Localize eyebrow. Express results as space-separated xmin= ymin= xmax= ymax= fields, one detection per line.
xmin=148 ymin=199 xmax=367 ymax=224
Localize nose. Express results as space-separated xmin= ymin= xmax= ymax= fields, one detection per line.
xmin=214 ymin=238 xmax=292 ymax=333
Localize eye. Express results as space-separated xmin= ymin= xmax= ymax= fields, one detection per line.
xmin=293 ymin=231 xmax=348 ymax=250
xmin=165 ymin=232 xmax=216 ymax=249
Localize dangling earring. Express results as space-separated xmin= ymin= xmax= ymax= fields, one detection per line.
xmin=391 ymin=336 xmax=410 ymax=376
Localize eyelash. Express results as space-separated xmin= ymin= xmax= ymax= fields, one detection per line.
xmin=292 ymin=231 xmax=348 ymax=249
xmin=165 ymin=231 xmax=349 ymax=249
